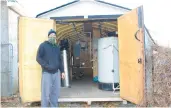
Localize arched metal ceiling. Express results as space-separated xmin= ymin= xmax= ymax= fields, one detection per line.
xmin=56 ymin=21 xmax=117 ymax=43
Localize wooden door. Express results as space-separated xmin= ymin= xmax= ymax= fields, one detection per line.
xmin=19 ymin=17 xmax=56 ymax=102
xmin=118 ymin=6 xmax=145 ymax=104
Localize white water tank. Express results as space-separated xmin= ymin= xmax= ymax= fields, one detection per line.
xmin=98 ymin=37 xmax=119 ymax=91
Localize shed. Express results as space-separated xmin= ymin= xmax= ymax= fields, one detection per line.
xmin=18 ymin=0 xmax=155 ymax=105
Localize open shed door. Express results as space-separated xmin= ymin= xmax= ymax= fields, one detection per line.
xmin=118 ymin=6 xmax=145 ymax=104
xmin=19 ymin=17 xmax=56 ymax=102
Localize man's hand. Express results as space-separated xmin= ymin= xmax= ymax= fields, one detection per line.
xmin=61 ymin=73 xmax=65 ymax=79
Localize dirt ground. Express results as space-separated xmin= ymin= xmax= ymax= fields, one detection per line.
xmin=1 ymin=94 xmax=135 ymax=107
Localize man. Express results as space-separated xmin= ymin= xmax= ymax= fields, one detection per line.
xmin=36 ymin=29 xmax=65 ymax=107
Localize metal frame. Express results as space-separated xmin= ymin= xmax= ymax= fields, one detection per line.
xmin=51 ymin=16 xmax=84 ymax=20
xmin=83 ymin=32 xmax=92 ymax=61
xmin=88 ymin=14 xmax=122 ymax=19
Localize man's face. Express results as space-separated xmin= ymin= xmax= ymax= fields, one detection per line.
xmin=48 ymin=33 xmax=57 ymax=44
xmin=48 ymin=33 xmax=56 ymax=38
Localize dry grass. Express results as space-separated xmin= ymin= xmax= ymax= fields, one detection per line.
xmin=150 ymin=45 xmax=171 ymax=107
xmin=138 ymin=45 xmax=171 ymax=107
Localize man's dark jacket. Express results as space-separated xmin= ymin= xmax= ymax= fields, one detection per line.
xmin=36 ymin=41 xmax=64 ymax=74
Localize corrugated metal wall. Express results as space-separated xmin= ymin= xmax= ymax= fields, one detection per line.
xmin=1 ymin=1 xmax=11 ymax=97
xmin=144 ymin=27 xmax=155 ymax=104
xmin=1 ymin=1 xmax=19 ymax=97
xmin=8 ymin=8 xmax=19 ymax=95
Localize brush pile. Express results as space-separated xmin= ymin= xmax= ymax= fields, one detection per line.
xmin=151 ymin=45 xmax=171 ymax=107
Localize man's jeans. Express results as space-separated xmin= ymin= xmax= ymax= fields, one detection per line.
xmin=41 ymin=72 xmax=60 ymax=107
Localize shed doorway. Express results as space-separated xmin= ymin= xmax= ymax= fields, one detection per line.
xmin=56 ymin=19 xmax=120 ymax=101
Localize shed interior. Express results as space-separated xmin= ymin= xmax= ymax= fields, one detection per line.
xmin=55 ymin=19 xmax=120 ymax=99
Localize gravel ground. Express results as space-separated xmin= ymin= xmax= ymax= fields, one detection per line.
xmin=1 ymin=94 xmax=135 ymax=107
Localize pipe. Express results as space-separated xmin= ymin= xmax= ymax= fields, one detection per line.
xmin=111 ymin=43 xmax=115 ymax=92
xmin=111 ymin=43 xmax=120 ymax=93
xmin=62 ymin=49 xmax=70 ymax=88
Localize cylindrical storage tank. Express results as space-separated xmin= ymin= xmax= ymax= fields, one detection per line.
xmin=98 ymin=37 xmax=119 ymax=91
xmin=60 ymin=39 xmax=71 ymax=88
xmin=62 ymin=49 xmax=70 ymax=88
